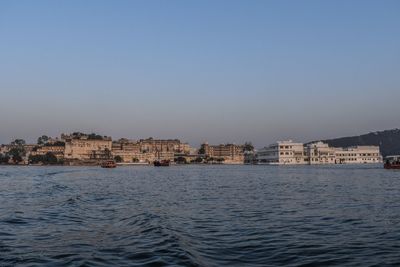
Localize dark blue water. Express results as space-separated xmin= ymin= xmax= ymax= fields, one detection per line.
xmin=1 ymin=165 xmax=400 ymax=267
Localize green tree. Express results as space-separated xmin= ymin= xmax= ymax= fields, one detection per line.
xmin=0 ymin=153 xmax=10 ymax=164
xmin=37 ymin=135 xmax=49 ymax=145
xmin=44 ymin=152 xmax=58 ymax=164
xmin=11 ymin=139 xmax=26 ymax=146
xmin=191 ymin=157 xmax=204 ymax=163
xmin=243 ymin=142 xmax=254 ymax=152
xmin=114 ymin=155 xmax=123 ymax=163
xmin=7 ymin=147 xmax=26 ymax=164
xmin=216 ymin=157 xmax=225 ymax=163
xmin=88 ymin=133 xmax=103 ymax=140
xmin=198 ymin=145 xmax=206 ymax=155
xmin=206 ymin=157 xmax=215 ymax=163
xmin=29 ymin=152 xmax=59 ymax=165
xmin=46 ymin=141 xmax=65 ymax=147
xmin=175 ymin=156 xmax=187 ymax=164
xmin=28 ymin=154 xmax=43 ymax=164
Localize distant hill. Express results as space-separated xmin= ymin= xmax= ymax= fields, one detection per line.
xmin=311 ymin=129 xmax=400 ymax=157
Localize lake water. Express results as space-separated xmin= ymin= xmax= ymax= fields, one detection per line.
xmin=1 ymin=165 xmax=400 ymax=266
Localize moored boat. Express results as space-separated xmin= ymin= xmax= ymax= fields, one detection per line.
xmin=384 ymin=156 xmax=400 ymax=169
xmin=153 ymin=160 xmax=170 ymax=167
xmin=101 ymin=160 xmax=117 ymax=168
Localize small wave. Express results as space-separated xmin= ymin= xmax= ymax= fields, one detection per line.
xmin=1 ymin=166 xmax=400 ymax=266
xmin=1 ymin=218 xmax=29 ymax=225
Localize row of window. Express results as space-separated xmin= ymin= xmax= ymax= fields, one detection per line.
xmin=336 ymin=153 xmax=379 ymax=157
xmin=344 ymin=158 xmax=377 ymax=161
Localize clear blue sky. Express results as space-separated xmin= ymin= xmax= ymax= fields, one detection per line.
xmin=0 ymin=0 xmax=399 ymax=147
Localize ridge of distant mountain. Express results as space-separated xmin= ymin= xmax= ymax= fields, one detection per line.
xmin=310 ymin=129 xmax=400 ymax=157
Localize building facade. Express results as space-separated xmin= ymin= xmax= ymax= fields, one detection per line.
xmin=111 ymin=139 xmax=141 ymax=162
xmin=306 ymin=142 xmax=336 ymax=165
xmin=63 ymin=134 xmax=112 ymax=161
xmin=30 ymin=145 xmax=65 ymax=160
xmin=201 ymin=143 xmax=244 ymax=164
xmin=335 ymin=146 xmax=382 ymax=164
xmin=139 ymin=138 xmax=180 ymax=153
xmin=256 ymin=141 xmax=382 ymax=165
xmin=257 ymin=140 xmax=306 ymax=165
xmin=111 ymin=138 xmax=190 ymax=163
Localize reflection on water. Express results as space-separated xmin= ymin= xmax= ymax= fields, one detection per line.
xmin=1 ymin=165 xmax=400 ymax=266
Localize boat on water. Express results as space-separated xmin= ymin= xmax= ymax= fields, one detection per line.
xmin=101 ymin=160 xmax=117 ymax=168
xmin=384 ymin=155 xmax=400 ymax=169
xmin=153 ymin=160 xmax=170 ymax=167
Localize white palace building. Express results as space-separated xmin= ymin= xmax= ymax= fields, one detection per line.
xmin=256 ymin=140 xmax=382 ymax=165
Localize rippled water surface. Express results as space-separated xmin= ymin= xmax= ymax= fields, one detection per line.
xmin=1 ymin=165 xmax=400 ymax=266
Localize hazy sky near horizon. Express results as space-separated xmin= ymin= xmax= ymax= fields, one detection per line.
xmin=1 ymin=0 xmax=399 ymax=147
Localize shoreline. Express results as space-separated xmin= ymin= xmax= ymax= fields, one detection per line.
xmin=0 ymin=163 xmax=384 ymax=167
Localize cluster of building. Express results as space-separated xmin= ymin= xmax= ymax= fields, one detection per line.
xmin=256 ymin=140 xmax=382 ymax=165
xmin=59 ymin=133 xmax=198 ymax=165
xmin=0 ymin=133 xmax=383 ymax=165
xmin=0 ymin=133 xmax=245 ymax=165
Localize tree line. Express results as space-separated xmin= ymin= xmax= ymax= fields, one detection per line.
xmin=0 ymin=137 xmax=64 ymax=165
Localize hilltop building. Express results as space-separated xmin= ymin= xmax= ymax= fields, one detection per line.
xmin=63 ymin=133 xmax=112 ymax=161
xmin=244 ymin=150 xmax=257 ymax=164
xmin=111 ymin=138 xmax=194 ymax=163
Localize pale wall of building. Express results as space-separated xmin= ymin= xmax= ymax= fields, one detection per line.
xmin=202 ymin=143 xmax=244 ymax=164
xmin=335 ymin=146 xmax=382 ymax=164
xmin=257 ymin=140 xmax=306 ymax=165
xmin=64 ymin=138 xmax=112 ymax=160
xmin=257 ymin=141 xmax=382 ymax=165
